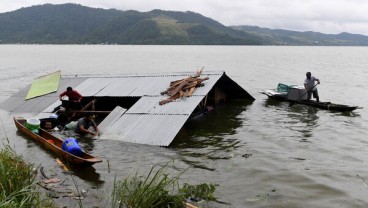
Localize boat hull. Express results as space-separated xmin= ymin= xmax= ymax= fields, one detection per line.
xmin=291 ymin=100 xmax=361 ymax=112
xmin=261 ymin=92 xmax=361 ymax=112
xmin=14 ymin=117 xmax=102 ymax=166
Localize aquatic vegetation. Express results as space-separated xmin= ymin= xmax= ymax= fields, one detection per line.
xmin=0 ymin=145 xmax=39 ymax=207
xmin=110 ymin=163 xmax=218 ymax=208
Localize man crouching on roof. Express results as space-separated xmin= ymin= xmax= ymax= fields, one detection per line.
xmin=74 ymin=114 xmax=99 ymax=137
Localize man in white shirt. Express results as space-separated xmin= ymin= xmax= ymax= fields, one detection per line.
xmin=304 ymin=72 xmax=320 ymax=102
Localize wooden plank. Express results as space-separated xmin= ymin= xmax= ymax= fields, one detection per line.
xmin=167 ymin=80 xmax=188 ymax=96
xmin=160 ymin=69 xmax=208 ymax=104
xmin=70 ymin=99 xmax=97 ymax=120
xmin=187 ymin=87 xmax=196 ymax=97
xmin=192 ymin=67 xmax=204 ymax=78
xmin=182 ymin=81 xmax=198 ymax=91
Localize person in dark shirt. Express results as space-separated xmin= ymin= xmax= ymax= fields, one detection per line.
xmin=74 ymin=114 xmax=99 ymax=136
xmin=60 ymin=86 xmax=82 ymax=102
xmin=59 ymin=86 xmax=83 ymax=110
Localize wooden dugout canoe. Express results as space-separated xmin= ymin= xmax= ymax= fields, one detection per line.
xmin=260 ymin=83 xmax=362 ymax=112
xmin=289 ymin=100 xmax=362 ymax=112
xmin=14 ymin=117 xmax=102 ymax=166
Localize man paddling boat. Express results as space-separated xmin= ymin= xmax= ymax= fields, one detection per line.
xmin=304 ymin=72 xmax=320 ymax=102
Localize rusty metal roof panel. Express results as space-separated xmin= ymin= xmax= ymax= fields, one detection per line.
xmin=102 ymin=114 xmax=189 ymax=146
xmin=127 ymin=96 xmax=205 ymax=115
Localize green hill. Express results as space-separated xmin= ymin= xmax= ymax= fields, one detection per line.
xmin=231 ymin=25 xmax=368 ymax=46
xmin=0 ymin=4 xmax=263 ymax=45
xmin=1 ymin=4 xmax=368 ymax=45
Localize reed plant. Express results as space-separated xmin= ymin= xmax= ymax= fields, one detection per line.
xmin=0 ymin=145 xmax=40 ymax=207
xmin=110 ymin=163 xmax=218 ymax=208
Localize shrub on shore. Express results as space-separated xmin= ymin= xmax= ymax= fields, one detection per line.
xmin=0 ymin=143 xmax=218 ymax=207
xmin=0 ymin=145 xmax=40 ymax=207
xmin=110 ymin=163 xmax=218 ymax=208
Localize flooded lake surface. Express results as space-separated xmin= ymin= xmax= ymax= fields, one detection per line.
xmin=0 ymin=45 xmax=368 ymax=207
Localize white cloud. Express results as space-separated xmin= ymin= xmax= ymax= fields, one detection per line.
xmin=1 ymin=0 xmax=368 ymax=35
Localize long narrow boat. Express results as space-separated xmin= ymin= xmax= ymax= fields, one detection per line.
xmin=14 ymin=117 xmax=102 ymax=166
xmin=260 ymin=83 xmax=362 ymax=112
xmin=289 ymin=100 xmax=362 ymax=112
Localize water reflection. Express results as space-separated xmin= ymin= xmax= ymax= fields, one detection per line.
xmin=336 ymin=110 xmax=362 ymax=117
xmin=290 ymin=105 xmax=319 ymax=123
xmin=76 ymin=137 xmax=96 ymax=152
xmin=263 ymin=98 xmax=288 ymax=108
xmin=68 ymin=166 xmax=104 ymax=188
xmin=260 ymin=98 xmax=321 ymax=140
xmin=170 ymin=100 xmax=252 ymax=170
xmin=287 ymin=105 xmax=320 ymax=141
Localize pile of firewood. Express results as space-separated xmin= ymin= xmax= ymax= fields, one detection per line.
xmin=159 ymin=68 xmax=209 ymax=105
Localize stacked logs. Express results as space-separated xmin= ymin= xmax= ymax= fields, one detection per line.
xmin=159 ymin=69 xmax=209 ymax=105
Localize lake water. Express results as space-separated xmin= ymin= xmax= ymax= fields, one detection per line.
xmin=0 ymin=45 xmax=368 ymax=207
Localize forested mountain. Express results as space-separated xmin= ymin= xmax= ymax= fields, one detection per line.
xmin=0 ymin=4 xmax=263 ymax=44
xmin=1 ymin=4 xmax=367 ymax=45
xmin=231 ymin=25 xmax=368 ymax=46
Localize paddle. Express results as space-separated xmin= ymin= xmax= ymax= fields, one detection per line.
xmin=289 ymin=83 xmax=319 ymax=107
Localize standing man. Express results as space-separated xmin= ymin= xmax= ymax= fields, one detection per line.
xmin=74 ymin=114 xmax=99 ymax=136
xmin=59 ymin=87 xmax=83 ymax=110
xmin=304 ymin=72 xmax=320 ymax=102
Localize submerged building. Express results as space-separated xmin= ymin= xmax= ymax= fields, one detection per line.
xmin=0 ymin=71 xmax=254 ymax=146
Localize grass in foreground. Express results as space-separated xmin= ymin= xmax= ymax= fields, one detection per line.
xmin=0 ymin=145 xmax=40 ymax=207
xmin=110 ymin=163 xmax=218 ymax=208
xmin=0 ymin=143 xmax=217 ymax=207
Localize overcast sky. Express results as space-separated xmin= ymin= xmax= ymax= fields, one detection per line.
xmin=1 ymin=0 xmax=368 ymax=35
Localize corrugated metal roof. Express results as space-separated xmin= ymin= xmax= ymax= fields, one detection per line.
xmin=127 ymin=96 xmax=205 ymax=115
xmin=74 ymin=78 xmax=114 ymax=97
xmin=1 ymin=71 xmax=254 ymax=147
xmin=0 ymin=72 xmax=223 ymax=113
xmin=92 ymin=72 xmax=223 ymax=146
xmin=65 ymin=71 xmax=223 ymax=79
xmin=0 ymin=77 xmax=87 ymax=113
xmin=102 ymin=114 xmax=189 ymax=146
xmin=36 ymin=100 xmax=63 ymax=118
xmin=98 ymin=106 xmax=126 ymax=134
xmin=75 ymin=73 xmax=222 ymax=97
